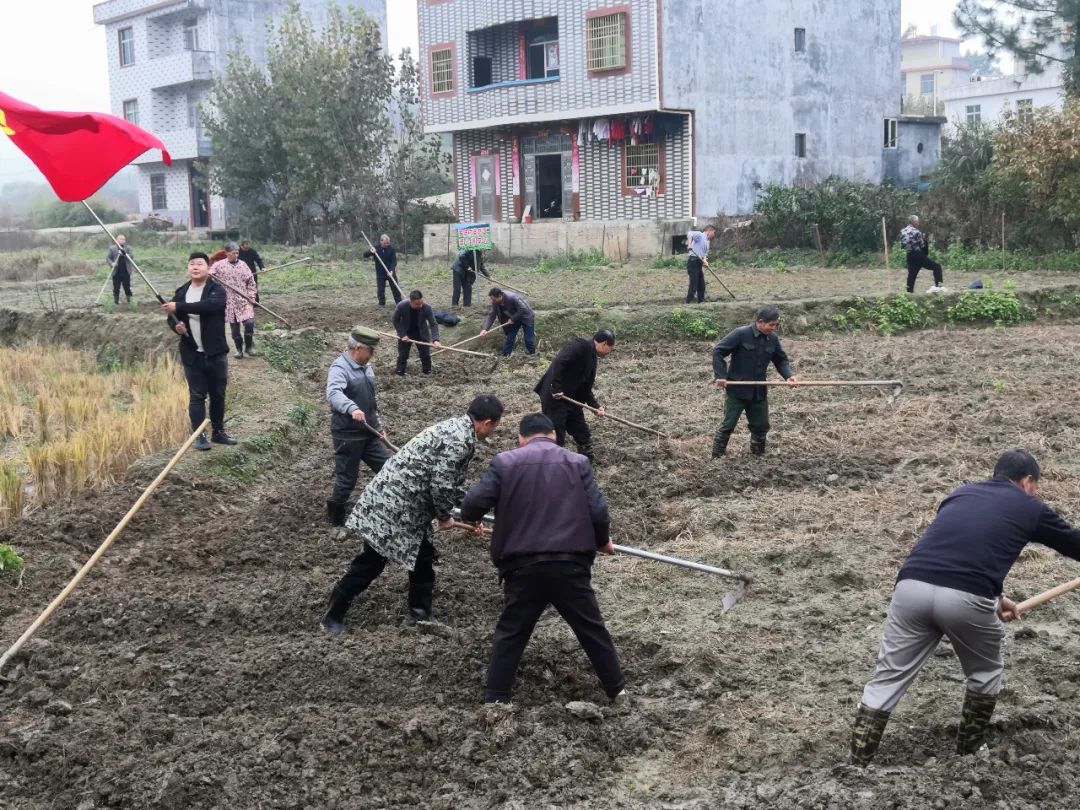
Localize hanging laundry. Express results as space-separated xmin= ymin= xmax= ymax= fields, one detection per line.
xmin=610 ymin=118 xmax=626 ymax=141
xmin=643 ymin=115 xmax=654 ymax=136
xmin=577 ymin=119 xmax=587 ymax=146
xmin=592 ymin=118 xmax=610 ymax=141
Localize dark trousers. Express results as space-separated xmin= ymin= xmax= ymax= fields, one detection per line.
xmin=686 ymin=257 xmax=706 ymax=303
xmin=540 ymin=392 xmax=591 ymax=454
xmin=502 ymin=321 xmax=536 ymax=356
xmin=396 ymin=338 xmax=432 ymax=375
xmin=113 ymin=268 xmax=132 ymax=303
xmin=486 ymin=561 xmax=625 ymax=702
xmin=229 ymin=319 xmax=255 ymax=353
xmin=182 ymin=352 xmax=228 ymax=433
xmin=906 ymin=251 xmax=943 ymax=292
xmin=715 ymin=396 xmax=770 ymax=446
xmin=452 ymin=271 xmax=474 ymax=306
xmin=330 ymin=437 xmax=390 ymax=505
xmin=377 ymin=269 xmax=402 ymax=305
xmin=329 ymin=538 xmax=437 ymax=617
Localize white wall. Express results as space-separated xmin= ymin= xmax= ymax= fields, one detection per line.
xmin=941 ymin=68 xmax=1064 ymax=127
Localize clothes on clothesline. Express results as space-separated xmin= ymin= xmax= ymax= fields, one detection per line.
xmin=577 ymin=112 xmax=683 ymax=145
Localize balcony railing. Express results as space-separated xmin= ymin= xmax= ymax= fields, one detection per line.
xmin=93 ymin=0 xmax=206 ymax=25
xmin=133 ymin=126 xmax=211 ymax=163
xmin=146 ymin=50 xmax=215 ymax=88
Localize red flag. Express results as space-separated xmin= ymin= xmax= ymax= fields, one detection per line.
xmin=0 ymin=91 xmax=171 ymax=202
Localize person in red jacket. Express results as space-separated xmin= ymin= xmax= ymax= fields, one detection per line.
xmin=460 ymin=412 xmax=626 ymax=705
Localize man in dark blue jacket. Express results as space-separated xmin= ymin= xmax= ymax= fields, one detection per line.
xmin=392 ymin=290 xmax=442 ymax=375
xmin=363 ymin=234 xmax=401 ymax=306
xmin=460 ymin=413 xmax=626 ymax=704
xmin=161 ymin=252 xmax=237 ymax=451
xmin=534 ymin=330 xmax=615 ymax=461
xmin=851 ymin=449 xmax=1080 ymax=766
xmin=711 ymin=305 xmax=798 ymax=458
xmin=480 ymin=287 xmax=536 ymax=356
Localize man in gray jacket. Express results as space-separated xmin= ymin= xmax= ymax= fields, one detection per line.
xmin=460 ymin=412 xmax=625 ymax=704
xmin=480 ymin=287 xmax=536 ymax=356
xmin=105 ymin=234 xmax=134 ymax=306
xmin=325 ymin=327 xmax=390 ymax=526
xmin=393 ymin=289 xmax=442 ymax=376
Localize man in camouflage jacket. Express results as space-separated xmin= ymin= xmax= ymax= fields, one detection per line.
xmin=320 ymin=394 xmax=505 ymax=633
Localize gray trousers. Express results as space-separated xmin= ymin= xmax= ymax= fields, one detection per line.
xmin=861 ymin=578 xmax=1005 ymax=712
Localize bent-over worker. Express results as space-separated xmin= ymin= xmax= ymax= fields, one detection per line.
xmin=481 ymin=287 xmax=536 ymax=357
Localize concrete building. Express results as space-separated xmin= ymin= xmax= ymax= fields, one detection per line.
xmin=92 ymin=0 xmax=387 ymax=230
xmin=900 ymin=34 xmax=973 ymax=115
xmin=419 ymin=0 xmax=901 ymax=257
xmin=940 ymin=64 xmax=1064 ymax=127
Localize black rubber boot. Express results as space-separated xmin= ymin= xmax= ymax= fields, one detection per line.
xmin=750 ymin=434 xmax=767 ymax=456
xmin=850 ymin=703 xmax=891 ymax=767
xmin=957 ymin=691 xmax=997 ymax=754
xmin=408 ymin=586 xmax=433 ymax=623
xmin=326 ymin=500 xmax=346 ymax=527
xmin=244 ymin=333 xmax=257 ymax=357
xmin=712 ymin=431 xmax=731 ymax=458
xmin=320 ymin=590 xmax=350 ymax=635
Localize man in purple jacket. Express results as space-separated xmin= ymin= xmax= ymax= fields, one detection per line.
xmin=460 ymin=413 xmax=626 ymax=704
xmin=851 ymin=449 xmax=1080 ymax=766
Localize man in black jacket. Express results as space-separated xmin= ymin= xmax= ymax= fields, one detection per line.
xmin=480 ymin=287 xmax=536 ymax=356
xmin=534 ymin=330 xmax=615 ymax=461
xmin=161 ymin=252 xmax=238 ymax=451
xmin=237 ymin=240 xmax=264 ymax=291
xmin=711 ymin=305 xmax=798 ymax=458
xmin=324 ymin=327 xmax=390 ymax=526
xmin=363 ymin=233 xmax=402 ymax=306
xmin=106 ymin=234 xmax=134 ymax=307
xmin=393 ymin=289 xmax=442 ymax=376
xmin=460 ymin=413 xmax=626 ymax=704
xmin=850 ymin=450 xmax=1080 ymax=766
xmin=451 ymin=249 xmax=490 ymax=307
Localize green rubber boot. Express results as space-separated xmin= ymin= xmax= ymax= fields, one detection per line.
xmin=956 ymin=691 xmax=997 ymax=755
xmin=850 ymin=703 xmax=891 ymax=767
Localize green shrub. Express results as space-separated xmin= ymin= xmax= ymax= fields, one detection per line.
xmin=667 ymin=308 xmax=721 ymax=339
xmin=650 ymin=255 xmax=685 ymax=269
xmin=844 ymin=294 xmax=928 ymax=335
xmin=0 ymin=544 xmax=24 ymax=578
xmin=946 ymin=281 xmax=1030 ymax=325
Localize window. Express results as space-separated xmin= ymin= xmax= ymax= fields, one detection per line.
xmin=624 ymin=142 xmax=660 ymax=191
xmin=586 ymin=11 xmax=627 ymax=72
xmin=920 ymin=73 xmax=935 ymax=95
xmin=526 ymin=19 xmax=560 ymax=80
xmin=883 ymin=118 xmax=897 ymax=149
xmin=430 ymin=48 xmax=454 ymax=94
xmin=183 ymin=19 xmax=199 ymax=51
xmin=118 ymin=27 xmax=135 ymax=66
xmin=186 ymin=94 xmax=199 ymax=128
xmin=122 ymin=99 xmax=139 ymax=126
xmin=965 ymin=104 xmax=981 ymax=124
xmin=794 ymin=28 xmax=806 ymax=53
xmin=150 ymin=174 xmax=167 ymax=210
xmin=795 ymin=133 xmax=807 ymax=158
xmin=1017 ymin=98 xmax=1034 ymax=123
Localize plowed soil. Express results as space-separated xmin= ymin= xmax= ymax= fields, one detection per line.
xmin=4 ymin=286 xmax=1080 ymax=808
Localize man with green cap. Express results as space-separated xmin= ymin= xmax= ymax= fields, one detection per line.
xmin=325 ymin=326 xmax=391 ymax=526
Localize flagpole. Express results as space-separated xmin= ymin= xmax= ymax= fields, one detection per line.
xmin=80 ymin=200 xmax=166 ymax=303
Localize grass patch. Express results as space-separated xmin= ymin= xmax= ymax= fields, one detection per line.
xmin=0 ymin=543 xmax=24 ymax=578
xmin=945 ymin=281 xmax=1031 ymax=325
xmin=202 ymin=418 xmax=314 ymax=484
xmin=667 ymin=307 xmax=723 ymax=340
xmin=262 ymin=331 xmax=331 ymax=373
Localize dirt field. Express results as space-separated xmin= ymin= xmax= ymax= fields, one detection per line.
xmin=4 ymin=264 xmax=1080 ymax=808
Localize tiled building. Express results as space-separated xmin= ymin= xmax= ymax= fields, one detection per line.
xmin=93 ymin=0 xmax=387 ymax=229
xmin=420 ymin=0 xmax=901 ymax=237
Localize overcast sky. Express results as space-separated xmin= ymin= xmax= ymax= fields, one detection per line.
xmin=0 ymin=0 xmax=958 ymax=185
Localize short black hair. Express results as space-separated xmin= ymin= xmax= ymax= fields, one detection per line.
xmin=188 ymin=251 xmax=210 ymax=264
xmin=489 ymin=287 xmax=503 ymax=297
xmin=993 ymin=449 xmax=1040 ymax=483
xmin=703 ymin=223 xmax=717 ymax=232
xmin=468 ymin=393 xmax=504 ymax=423
xmin=593 ymin=329 xmax=616 ymax=346
xmin=519 ymin=413 xmax=555 ymax=438
xmin=755 ymin=305 xmax=781 ymax=323
xmin=409 ymin=289 xmax=423 ymax=301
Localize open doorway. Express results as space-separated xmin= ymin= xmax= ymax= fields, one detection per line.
xmin=189 ymin=164 xmax=210 ymax=228
xmin=535 ymin=154 xmax=563 ymax=219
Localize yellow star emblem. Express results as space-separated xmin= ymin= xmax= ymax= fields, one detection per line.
xmin=0 ymin=109 xmax=13 ymax=136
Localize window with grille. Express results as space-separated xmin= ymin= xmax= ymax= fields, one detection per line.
xmin=183 ymin=19 xmax=199 ymax=51
xmin=118 ymin=27 xmax=135 ymax=66
xmin=587 ymin=12 xmax=627 ymax=71
xmin=920 ymin=73 xmax=935 ymax=95
xmin=795 ymin=133 xmax=807 ymax=158
xmin=965 ymin=104 xmax=981 ymax=124
xmin=122 ymin=99 xmax=139 ymax=125
xmin=1017 ymin=98 xmax=1033 ymax=122
xmin=794 ymin=28 xmax=806 ymax=53
xmin=150 ymin=174 xmax=167 ymax=210
xmin=883 ymin=118 xmax=897 ymax=149
xmin=431 ymin=48 xmax=454 ymax=94
xmin=624 ymin=143 xmax=660 ymax=190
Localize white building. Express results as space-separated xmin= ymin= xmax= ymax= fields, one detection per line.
xmin=940 ymin=65 xmax=1064 ymax=127
xmin=92 ymin=0 xmax=387 ymax=230
xmin=900 ymin=34 xmax=973 ymax=114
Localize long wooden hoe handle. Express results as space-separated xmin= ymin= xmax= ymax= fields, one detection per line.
xmin=721 ymin=380 xmax=903 ymax=387
xmin=361 ymin=420 xmax=399 ymax=453
xmin=375 ymin=331 xmax=492 ymax=359
xmin=360 ymin=230 xmax=405 ymax=299
xmin=1016 ymin=576 xmax=1080 ymax=616
xmin=486 ymin=275 xmax=530 ymax=297
xmin=555 ymin=394 xmax=669 ymax=439
xmin=255 ymin=257 xmax=312 ymax=276
xmin=212 ymin=272 xmax=293 ymax=328
xmin=0 ymin=419 xmax=210 ymax=672
xmin=432 ymin=321 xmax=512 ymax=356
